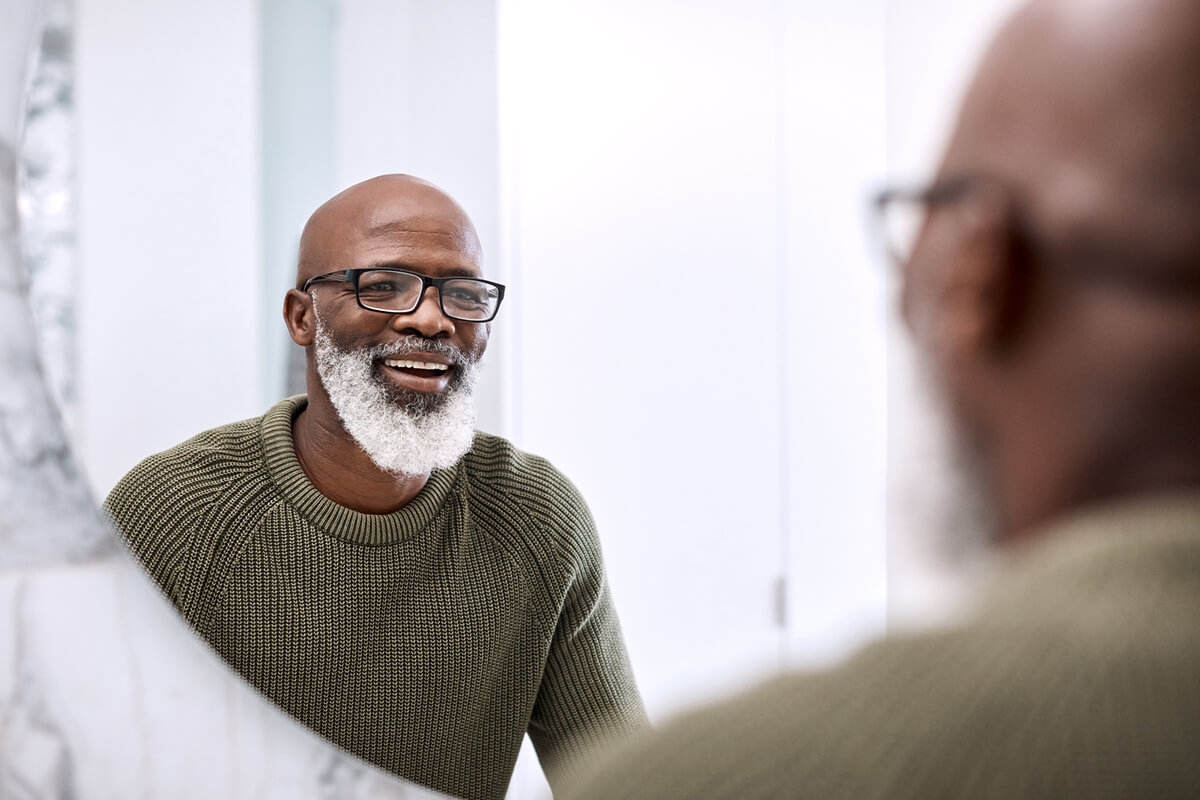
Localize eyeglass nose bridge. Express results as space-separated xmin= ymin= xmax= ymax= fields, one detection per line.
xmin=395 ymin=275 xmax=446 ymax=316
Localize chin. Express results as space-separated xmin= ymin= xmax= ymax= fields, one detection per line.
xmin=379 ymin=379 xmax=453 ymax=416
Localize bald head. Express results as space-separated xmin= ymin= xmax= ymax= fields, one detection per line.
xmin=941 ymin=0 xmax=1200 ymax=271
xmin=296 ymin=174 xmax=482 ymax=287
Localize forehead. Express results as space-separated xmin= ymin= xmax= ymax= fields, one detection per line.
xmin=350 ymin=215 xmax=483 ymax=277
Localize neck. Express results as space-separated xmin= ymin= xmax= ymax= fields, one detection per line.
xmin=293 ymin=397 xmax=429 ymax=514
xmin=993 ymin=409 xmax=1200 ymax=547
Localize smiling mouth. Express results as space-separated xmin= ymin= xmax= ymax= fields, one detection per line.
xmin=381 ymin=357 xmax=453 ymax=380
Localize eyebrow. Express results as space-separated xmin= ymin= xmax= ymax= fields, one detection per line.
xmin=368 ymin=263 xmax=483 ymax=279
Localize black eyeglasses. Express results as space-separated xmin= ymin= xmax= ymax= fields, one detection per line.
xmin=875 ymin=174 xmax=1200 ymax=300
xmin=871 ymin=175 xmax=988 ymax=268
xmin=302 ymin=268 xmax=506 ymax=322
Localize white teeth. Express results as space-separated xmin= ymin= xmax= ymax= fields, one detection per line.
xmin=384 ymin=359 xmax=449 ymax=371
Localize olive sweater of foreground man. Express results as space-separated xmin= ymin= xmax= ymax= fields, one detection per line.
xmin=104 ymin=396 xmax=647 ymax=800
xmin=564 ymin=496 xmax=1200 ymax=800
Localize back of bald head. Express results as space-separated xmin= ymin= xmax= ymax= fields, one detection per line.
xmin=942 ymin=0 xmax=1200 ymax=275
xmin=295 ymin=174 xmax=482 ymax=287
xmin=920 ymin=0 xmax=1200 ymax=535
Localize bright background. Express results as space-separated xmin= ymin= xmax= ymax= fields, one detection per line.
xmin=67 ymin=0 xmax=1020 ymax=796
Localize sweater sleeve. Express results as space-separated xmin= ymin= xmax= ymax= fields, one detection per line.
xmin=526 ymin=493 xmax=651 ymax=791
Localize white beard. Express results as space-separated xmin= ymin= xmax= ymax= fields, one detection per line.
xmin=312 ymin=313 xmax=482 ymax=476
xmin=889 ymin=339 xmax=999 ymax=629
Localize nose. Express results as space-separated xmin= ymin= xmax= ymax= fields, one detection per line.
xmin=391 ymin=286 xmax=455 ymax=339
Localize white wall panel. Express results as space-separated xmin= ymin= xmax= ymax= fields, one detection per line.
xmin=500 ymin=0 xmax=792 ymax=721
xmin=781 ymin=0 xmax=889 ymax=667
xmin=76 ymin=0 xmax=261 ymax=496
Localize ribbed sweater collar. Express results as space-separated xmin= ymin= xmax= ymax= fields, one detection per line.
xmin=259 ymin=395 xmax=460 ymax=546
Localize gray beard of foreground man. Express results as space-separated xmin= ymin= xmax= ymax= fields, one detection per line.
xmin=560 ymin=0 xmax=1200 ymax=797
xmin=312 ymin=310 xmax=481 ymax=476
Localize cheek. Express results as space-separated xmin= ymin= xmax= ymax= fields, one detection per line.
xmin=466 ymin=325 xmax=490 ymax=362
xmin=327 ymin=307 xmax=394 ymax=346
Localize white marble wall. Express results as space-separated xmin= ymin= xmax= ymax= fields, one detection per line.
xmin=0 ymin=3 xmax=446 ymax=797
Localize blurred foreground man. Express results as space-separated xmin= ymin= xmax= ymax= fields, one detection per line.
xmin=106 ymin=175 xmax=646 ymax=800
xmin=566 ymin=0 xmax=1200 ymax=797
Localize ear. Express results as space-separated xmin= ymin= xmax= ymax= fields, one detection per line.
xmin=283 ymin=288 xmax=316 ymax=347
xmin=937 ymin=193 xmax=1030 ymax=362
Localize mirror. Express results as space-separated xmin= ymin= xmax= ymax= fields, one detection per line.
xmin=15 ymin=0 xmax=1026 ymax=796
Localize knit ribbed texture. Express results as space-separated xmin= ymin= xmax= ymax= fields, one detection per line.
xmin=564 ymin=494 xmax=1200 ymax=800
xmin=105 ymin=396 xmax=648 ymax=800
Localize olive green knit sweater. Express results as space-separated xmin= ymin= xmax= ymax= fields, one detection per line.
xmin=104 ymin=396 xmax=647 ymax=800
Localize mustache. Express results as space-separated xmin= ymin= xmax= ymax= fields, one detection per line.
xmin=364 ymin=336 xmax=473 ymax=368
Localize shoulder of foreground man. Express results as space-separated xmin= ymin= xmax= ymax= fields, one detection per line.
xmin=461 ymin=431 xmax=603 ymax=547
xmin=561 ymin=593 xmax=1200 ymax=800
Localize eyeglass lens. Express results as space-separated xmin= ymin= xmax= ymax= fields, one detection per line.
xmin=356 ymin=270 xmax=501 ymax=320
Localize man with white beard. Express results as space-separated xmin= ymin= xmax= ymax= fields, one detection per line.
xmin=106 ymin=174 xmax=647 ymax=800
xmin=563 ymin=0 xmax=1200 ymax=797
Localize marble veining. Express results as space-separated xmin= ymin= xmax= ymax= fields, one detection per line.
xmin=18 ymin=0 xmax=77 ymax=428
xmin=2 ymin=578 xmax=76 ymax=799
xmin=0 ymin=0 xmax=105 ymax=571
xmin=0 ymin=3 xmax=450 ymax=798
